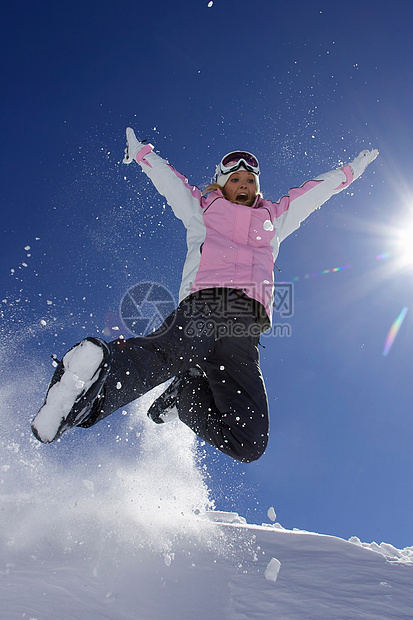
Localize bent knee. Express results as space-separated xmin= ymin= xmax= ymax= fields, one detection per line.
xmin=232 ymin=434 xmax=268 ymax=463
xmin=239 ymin=445 xmax=267 ymax=463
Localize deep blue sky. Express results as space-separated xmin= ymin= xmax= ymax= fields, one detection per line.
xmin=1 ymin=0 xmax=412 ymax=548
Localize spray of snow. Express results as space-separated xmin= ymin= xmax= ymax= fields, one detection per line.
xmin=0 ymin=331 xmax=231 ymax=565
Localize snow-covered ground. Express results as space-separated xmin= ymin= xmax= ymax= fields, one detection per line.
xmin=1 ymin=366 xmax=412 ymax=619
xmin=1 ymin=509 xmax=412 ymax=620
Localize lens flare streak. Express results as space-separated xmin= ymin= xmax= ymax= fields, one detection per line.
xmin=279 ymin=250 xmax=395 ymax=284
xmin=382 ymin=307 xmax=408 ymax=356
xmin=280 ymin=264 xmax=351 ymax=283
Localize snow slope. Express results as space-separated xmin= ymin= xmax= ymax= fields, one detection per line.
xmin=1 ymin=364 xmax=412 ymax=619
xmin=1 ymin=512 xmax=412 ymax=620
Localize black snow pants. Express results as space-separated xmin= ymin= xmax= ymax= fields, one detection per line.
xmin=91 ymin=288 xmax=269 ymax=462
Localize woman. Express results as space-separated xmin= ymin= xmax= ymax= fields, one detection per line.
xmin=31 ymin=128 xmax=378 ymax=462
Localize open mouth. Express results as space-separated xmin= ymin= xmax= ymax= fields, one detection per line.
xmin=236 ymin=193 xmax=248 ymax=201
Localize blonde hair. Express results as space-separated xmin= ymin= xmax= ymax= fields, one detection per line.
xmin=202 ymin=182 xmax=263 ymax=202
xmin=202 ymin=182 xmax=224 ymax=196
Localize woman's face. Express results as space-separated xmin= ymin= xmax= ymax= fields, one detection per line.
xmin=222 ymin=170 xmax=257 ymax=207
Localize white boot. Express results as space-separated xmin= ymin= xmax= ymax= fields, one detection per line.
xmin=32 ymin=338 xmax=110 ymax=443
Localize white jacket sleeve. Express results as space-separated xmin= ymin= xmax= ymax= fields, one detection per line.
xmin=275 ymin=149 xmax=378 ymax=242
xmin=275 ymin=165 xmax=353 ymax=243
xmin=137 ymin=149 xmax=202 ymax=228
xmin=124 ymin=128 xmax=201 ymax=227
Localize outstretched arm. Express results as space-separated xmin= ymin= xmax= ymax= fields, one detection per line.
xmin=275 ymin=149 xmax=379 ymax=242
xmin=348 ymin=149 xmax=379 ymax=179
xmin=122 ymin=127 xmax=201 ymax=227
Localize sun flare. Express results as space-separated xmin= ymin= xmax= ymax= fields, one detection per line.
xmin=398 ymin=224 xmax=413 ymax=268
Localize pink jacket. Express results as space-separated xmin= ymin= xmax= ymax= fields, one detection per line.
xmin=135 ymin=144 xmax=353 ymax=323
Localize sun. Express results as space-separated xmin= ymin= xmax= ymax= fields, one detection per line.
xmin=397 ymin=223 xmax=413 ymax=269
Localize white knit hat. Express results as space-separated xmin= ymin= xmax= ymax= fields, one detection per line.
xmin=214 ymin=151 xmax=260 ymax=193
xmin=216 ymin=163 xmax=260 ymax=193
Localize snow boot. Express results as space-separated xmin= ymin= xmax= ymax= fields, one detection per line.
xmin=147 ymin=366 xmax=204 ymax=424
xmin=31 ymin=337 xmax=111 ymax=443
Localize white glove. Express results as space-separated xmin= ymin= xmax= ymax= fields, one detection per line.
xmin=348 ymin=149 xmax=379 ymax=179
xmin=123 ymin=127 xmax=144 ymax=164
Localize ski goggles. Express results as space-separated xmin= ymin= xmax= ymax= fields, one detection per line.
xmin=217 ymin=151 xmax=260 ymax=177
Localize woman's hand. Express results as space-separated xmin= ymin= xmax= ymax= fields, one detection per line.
xmin=123 ymin=127 xmax=143 ymax=164
xmin=348 ymin=149 xmax=379 ymax=179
